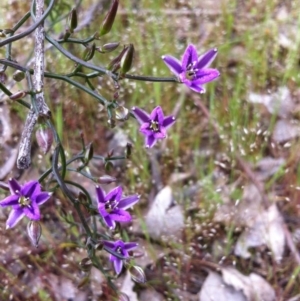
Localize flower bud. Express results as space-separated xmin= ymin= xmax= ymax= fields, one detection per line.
xmin=13 ymin=70 xmax=25 ymax=82
xmin=83 ymin=43 xmax=96 ymax=61
xmin=98 ymin=42 xmax=120 ymax=53
xmin=35 ymin=124 xmax=54 ymax=154
xmin=9 ymin=90 xmax=27 ymax=101
xmin=107 ymin=118 xmax=116 ymax=128
xmin=99 ymin=0 xmax=119 ymax=36
xmin=107 ymin=46 xmax=127 ymax=71
xmin=84 ymin=143 xmax=94 ymax=164
xmin=104 ymin=161 xmax=114 ymax=172
xmin=120 ymin=44 xmax=134 ymax=75
xmin=68 ymin=8 xmax=78 ymax=33
xmin=115 ymin=106 xmax=129 ymax=121
xmin=98 ymin=175 xmax=117 ymax=184
xmin=27 ymin=221 xmax=42 ymax=248
xmin=128 ymin=265 xmax=146 ymax=283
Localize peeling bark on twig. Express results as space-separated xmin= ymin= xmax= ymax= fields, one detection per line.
xmin=17 ymin=0 xmax=50 ymax=169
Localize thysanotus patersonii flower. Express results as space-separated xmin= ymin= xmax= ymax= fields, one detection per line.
xmin=103 ymin=239 xmax=138 ymax=274
xmin=0 ymin=178 xmax=51 ymax=229
xmin=131 ymin=106 xmax=176 ymax=148
xmin=162 ymin=44 xmax=220 ymax=93
xmin=96 ymin=185 xmax=140 ymax=229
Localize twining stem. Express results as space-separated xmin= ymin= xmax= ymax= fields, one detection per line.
xmin=0 ymin=0 xmax=55 ymax=47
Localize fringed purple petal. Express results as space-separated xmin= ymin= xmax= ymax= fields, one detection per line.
xmin=110 ymin=209 xmax=132 ymax=222
xmin=8 ymin=178 xmax=21 ymax=195
xmin=145 ymin=135 xmax=157 ymax=148
xmin=183 ymin=79 xmax=205 ymax=93
xmin=139 ymin=123 xmax=152 ymax=136
xmin=181 ymin=44 xmax=198 ymax=70
xmin=98 ymin=205 xmax=109 ymax=217
xmin=131 ymin=107 xmax=150 ymax=124
xmin=194 ymin=68 xmax=220 ymax=84
xmin=105 ymin=186 xmax=123 ymax=203
xmin=6 ymin=208 xmax=25 ymax=228
xmin=103 ymin=215 xmax=115 ymax=229
xmin=23 ymin=202 xmax=40 ymax=220
xmin=118 ymin=195 xmax=140 ymax=210
xmin=35 ymin=192 xmax=51 ymax=205
xmin=114 ymin=258 xmax=123 ymax=275
xmin=124 ymin=242 xmax=138 ymax=251
xmin=0 ymin=194 xmax=19 ymax=207
xmin=196 ymin=48 xmax=218 ymax=69
xmin=150 ymin=106 xmax=164 ymax=124
xmin=96 ymin=186 xmax=106 ymax=204
xmin=163 ymin=116 xmax=176 ymax=129
xmin=161 ymin=55 xmax=182 ymax=76
xmin=20 ymin=181 xmax=39 ymax=198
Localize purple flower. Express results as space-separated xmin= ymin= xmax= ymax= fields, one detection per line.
xmin=0 ymin=178 xmax=51 ymax=229
xmin=162 ymin=44 xmax=220 ymax=93
xmin=96 ymin=186 xmax=140 ymax=229
xmin=103 ymin=239 xmax=138 ymax=274
xmin=131 ymin=106 xmax=175 ymax=148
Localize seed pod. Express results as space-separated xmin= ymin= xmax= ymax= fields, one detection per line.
xmin=35 ymin=124 xmax=54 ymax=154
xmin=120 ymin=44 xmax=134 ymax=74
xmin=13 ymin=70 xmax=25 ymax=82
xmin=9 ymin=91 xmax=27 ymax=101
xmin=99 ymin=0 xmax=119 ymax=36
xmin=27 ymin=221 xmax=42 ymax=248
xmin=0 ymin=72 xmax=7 ymax=83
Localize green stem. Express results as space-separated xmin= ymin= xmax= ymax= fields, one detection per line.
xmin=124 ymin=73 xmax=178 ymax=83
xmin=45 ymin=34 xmax=115 ymax=79
xmin=0 ymin=0 xmax=55 ymax=47
xmin=57 ymin=36 xmax=95 ymax=44
xmin=0 ymin=82 xmax=31 ymax=109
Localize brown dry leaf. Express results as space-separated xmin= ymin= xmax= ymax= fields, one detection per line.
xmin=200 ymin=267 xmax=275 ymax=301
xmin=254 ymin=156 xmax=285 ymax=181
xmin=248 ymin=86 xmax=293 ymax=118
xmin=235 ymin=204 xmax=285 ymax=262
xmin=120 ymin=272 xmax=138 ymax=301
xmin=144 ymin=186 xmax=184 ymax=241
xmin=272 ymin=119 xmax=300 ymax=143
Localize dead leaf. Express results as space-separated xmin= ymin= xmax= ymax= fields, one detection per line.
xmin=120 ymin=272 xmax=138 ymax=301
xmin=248 ymin=86 xmax=293 ymax=118
xmin=255 ymin=157 xmax=285 ymax=181
xmin=235 ymin=204 xmax=285 ymax=262
xmin=200 ymin=267 xmax=275 ymax=301
xmin=272 ymin=120 xmax=300 ymax=143
xmin=145 ymin=186 xmax=184 ymax=240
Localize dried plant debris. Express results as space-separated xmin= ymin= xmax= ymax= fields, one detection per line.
xmin=248 ymin=86 xmax=294 ymax=118
xmin=214 ymin=184 xmax=285 ymax=262
xmin=145 ymin=186 xmax=184 ymax=241
xmin=254 ymin=156 xmax=285 ymax=181
xmin=272 ymin=119 xmax=300 ymax=143
xmin=199 ymin=267 xmax=275 ymax=301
